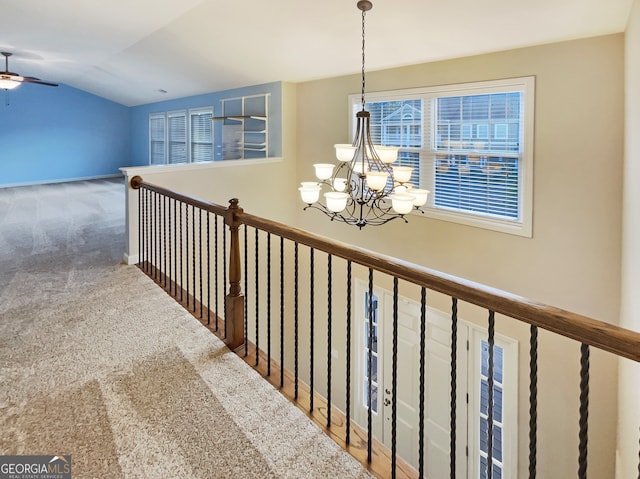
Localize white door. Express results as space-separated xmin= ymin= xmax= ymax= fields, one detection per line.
xmin=355 ymin=282 xmax=469 ymax=477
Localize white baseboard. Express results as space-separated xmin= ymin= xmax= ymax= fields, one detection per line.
xmin=123 ymin=253 xmax=139 ymax=265
xmin=0 ymin=173 xmax=123 ymax=189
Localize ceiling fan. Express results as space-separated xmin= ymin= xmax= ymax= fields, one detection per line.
xmin=0 ymin=52 xmax=58 ymax=90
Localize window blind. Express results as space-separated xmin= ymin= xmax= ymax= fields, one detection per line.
xmin=149 ymin=114 xmax=166 ymax=165
xmin=428 ymin=93 xmax=523 ymax=220
xmin=168 ymin=110 xmax=187 ymax=164
xmin=190 ymin=108 xmax=213 ymax=163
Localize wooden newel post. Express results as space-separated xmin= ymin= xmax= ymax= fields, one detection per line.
xmin=130 ymin=175 xmax=143 ymax=189
xmin=224 ymin=198 xmax=245 ymax=351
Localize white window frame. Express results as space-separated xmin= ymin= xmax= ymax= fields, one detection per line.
xmin=348 ymin=77 xmax=534 ymax=237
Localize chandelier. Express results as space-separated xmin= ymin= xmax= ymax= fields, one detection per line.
xmin=299 ymin=0 xmax=429 ymax=228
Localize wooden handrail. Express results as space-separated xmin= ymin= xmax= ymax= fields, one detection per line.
xmin=240 ymin=210 xmax=640 ymax=362
xmin=130 ymin=177 xmax=640 ymax=363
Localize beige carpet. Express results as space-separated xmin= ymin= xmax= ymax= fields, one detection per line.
xmin=0 ymin=178 xmax=373 ymax=479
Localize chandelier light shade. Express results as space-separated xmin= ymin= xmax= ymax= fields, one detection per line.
xmin=299 ymin=0 xmax=429 ymax=228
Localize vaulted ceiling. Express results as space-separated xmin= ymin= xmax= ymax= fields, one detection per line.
xmin=0 ymin=0 xmax=633 ymax=106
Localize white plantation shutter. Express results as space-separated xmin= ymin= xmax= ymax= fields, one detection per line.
xmin=168 ymin=110 xmax=187 ymax=164
xmin=190 ymin=108 xmax=213 ymax=163
xmin=351 ymin=77 xmax=533 ymax=236
xmin=149 ymin=113 xmax=166 ymax=165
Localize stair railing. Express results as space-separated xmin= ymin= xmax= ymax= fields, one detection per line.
xmin=130 ymin=175 xmax=640 ymax=479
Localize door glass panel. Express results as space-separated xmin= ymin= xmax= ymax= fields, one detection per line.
xmin=363 ymin=291 xmax=379 ymax=414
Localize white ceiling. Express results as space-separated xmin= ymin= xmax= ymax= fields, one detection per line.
xmin=0 ymin=0 xmax=633 ymax=106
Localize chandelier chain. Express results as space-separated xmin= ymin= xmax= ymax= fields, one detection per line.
xmin=361 ymin=7 xmax=366 ymax=110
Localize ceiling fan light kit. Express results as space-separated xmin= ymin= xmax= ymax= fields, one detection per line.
xmin=1 ymin=52 xmax=59 ymax=90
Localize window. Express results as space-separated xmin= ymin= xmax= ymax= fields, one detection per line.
xmin=149 ymin=107 xmax=214 ymax=165
xmin=349 ymin=77 xmax=534 ymax=236
xmin=363 ymin=291 xmax=379 ymax=413
xmin=149 ymin=113 xmax=166 ymax=165
xmin=189 ymin=108 xmax=213 ymax=163
xmin=469 ymin=328 xmax=518 ymax=479
xmin=167 ymin=110 xmax=187 ymax=164
xmin=479 ymin=340 xmax=505 ymax=479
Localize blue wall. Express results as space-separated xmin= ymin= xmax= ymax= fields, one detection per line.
xmin=0 ymin=80 xmax=283 ymax=186
xmin=0 ymin=84 xmax=131 ymax=187
xmin=130 ymin=81 xmax=282 ymax=166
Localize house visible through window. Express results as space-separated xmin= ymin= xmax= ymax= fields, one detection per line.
xmin=149 ymin=106 xmax=214 ymax=165
xmin=350 ymin=77 xmax=534 ymax=236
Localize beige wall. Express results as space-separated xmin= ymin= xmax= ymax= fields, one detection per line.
xmin=120 ymin=36 xmax=630 ymax=477
xmin=618 ymin=0 xmax=640 ymax=477
xmin=295 ymin=35 xmax=623 ymax=321
xmin=294 ymin=35 xmax=624 ymax=478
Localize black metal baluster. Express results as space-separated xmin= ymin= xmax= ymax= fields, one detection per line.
xmin=327 ymin=253 xmax=332 ymax=428
xmin=255 ymin=227 xmax=259 ymax=366
xmin=147 ymin=189 xmax=152 ymax=274
xmin=142 ymin=188 xmax=146 ymax=271
xmin=243 ymin=224 xmax=248 ymax=356
xmin=185 ymin=203 xmax=190 ymax=306
xmin=173 ymin=198 xmax=177 ymax=296
xmin=450 ymin=297 xmax=458 ymax=479
xmin=294 ymin=242 xmax=299 ymax=400
xmin=214 ymin=214 xmax=219 ymax=330
xmin=179 ymin=201 xmax=183 ymax=302
xmin=199 ymin=208 xmax=203 ymax=317
xmin=149 ymin=190 xmax=153 ymax=276
xmin=140 ymin=188 xmax=145 ymax=269
xmin=192 ymin=204 xmax=196 ymax=313
xmin=137 ymin=188 xmax=142 ymax=266
xmin=419 ymin=287 xmax=427 ymax=479
xmin=206 ymin=212 xmax=210 ymax=324
xmin=280 ymin=237 xmax=285 ymax=388
xmin=346 ymin=260 xmax=352 ymax=445
xmin=578 ymin=343 xmax=590 ymax=479
xmin=155 ymin=191 xmax=160 ymax=281
xmin=267 ymin=232 xmax=272 ymax=376
xmin=391 ymin=277 xmax=399 ymax=479
xmin=487 ymin=311 xmax=496 ymax=479
xmin=310 ymin=247 xmax=315 ymax=412
xmin=367 ymin=268 xmax=374 ymax=463
xmin=169 ymin=197 xmax=173 ymax=293
xmin=163 ymin=196 xmax=168 ymax=288
xmin=151 ymin=191 xmax=155 ymax=277
xmin=529 ymin=325 xmax=538 ymax=479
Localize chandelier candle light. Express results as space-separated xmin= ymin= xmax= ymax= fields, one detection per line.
xmin=299 ymin=0 xmax=429 ymax=228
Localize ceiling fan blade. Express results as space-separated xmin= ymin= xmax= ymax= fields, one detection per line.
xmin=21 ymin=77 xmax=58 ymax=87
xmin=1 ymin=53 xmax=58 ymax=87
